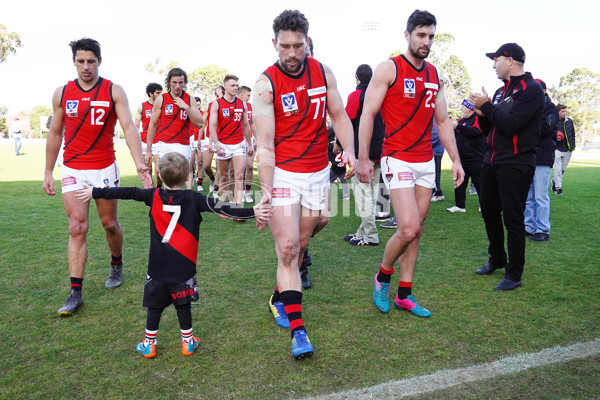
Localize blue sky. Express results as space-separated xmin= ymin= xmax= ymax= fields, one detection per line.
xmin=1 ymin=0 xmax=598 ymax=115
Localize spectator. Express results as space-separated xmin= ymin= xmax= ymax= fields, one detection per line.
xmin=430 ymin=121 xmax=445 ymax=202
xmin=552 ymin=104 xmax=576 ymax=195
xmin=447 ymin=99 xmax=485 ymax=213
xmin=11 ymin=117 xmax=23 ymax=156
xmin=525 ymin=80 xmax=558 ymax=241
xmin=343 ymin=63 xmax=385 ymax=246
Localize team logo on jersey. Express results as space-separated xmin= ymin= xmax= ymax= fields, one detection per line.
xmin=281 ymin=93 xmax=299 ymax=116
xmin=103 ymin=178 xmax=109 ymax=186
xmin=222 ymin=108 xmax=230 ymax=118
xmin=66 ymin=100 xmax=79 ymax=117
xmin=145 ymin=110 xmax=151 ymax=118
xmin=404 ymin=79 xmax=416 ymax=98
xmin=165 ymin=104 xmax=173 ymax=115
xmin=385 ymin=173 xmax=394 ymax=182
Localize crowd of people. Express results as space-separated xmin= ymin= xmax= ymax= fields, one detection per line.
xmin=42 ymin=8 xmax=577 ymax=361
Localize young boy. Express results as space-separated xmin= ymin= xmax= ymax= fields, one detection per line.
xmin=76 ymin=152 xmax=269 ymax=358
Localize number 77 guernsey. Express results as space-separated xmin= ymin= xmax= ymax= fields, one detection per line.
xmin=263 ymin=57 xmax=329 ymax=173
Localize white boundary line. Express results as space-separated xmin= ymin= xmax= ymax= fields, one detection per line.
xmin=303 ymin=339 xmax=600 ymax=400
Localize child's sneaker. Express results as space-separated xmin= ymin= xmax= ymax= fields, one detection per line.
xmin=182 ymin=337 xmax=201 ymax=356
xmin=394 ymin=294 xmax=432 ymax=318
xmin=136 ymin=341 xmax=156 ymax=358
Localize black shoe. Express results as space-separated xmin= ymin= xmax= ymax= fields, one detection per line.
xmin=475 ymin=262 xmax=505 ymax=275
xmin=551 ymin=179 xmax=556 ymax=192
xmin=530 ymin=232 xmax=549 ymax=242
xmin=525 ymin=230 xmax=534 ymax=236
xmin=303 ymin=247 xmax=312 ymax=267
xmin=300 ymin=267 xmax=312 ymax=289
xmin=556 ymin=188 xmax=563 ymax=195
xmin=343 ymin=234 xmax=358 ymax=242
xmin=494 ymin=278 xmax=522 ymax=291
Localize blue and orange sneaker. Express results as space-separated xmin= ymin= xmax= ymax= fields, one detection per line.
xmin=269 ymin=295 xmax=290 ymax=328
xmin=182 ymin=337 xmax=201 ymax=356
xmin=394 ymin=294 xmax=432 ymax=318
xmin=136 ymin=341 xmax=157 ymax=358
xmin=291 ymin=330 xmax=314 ymax=360
xmin=373 ymin=274 xmax=390 ymax=313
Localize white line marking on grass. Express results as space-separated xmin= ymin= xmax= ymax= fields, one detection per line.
xmin=303 ymin=339 xmax=600 ymax=400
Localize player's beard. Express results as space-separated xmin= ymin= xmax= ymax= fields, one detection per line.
xmin=409 ymin=45 xmax=430 ymax=60
xmin=281 ymin=56 xmax=305 ymax=74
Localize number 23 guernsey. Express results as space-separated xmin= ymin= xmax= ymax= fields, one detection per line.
xmin=263 ymin=57 xmax=328 ymax=173
xmin=381 ymin=55 xmax=440 ymax=163
xmin=61 ymin=77 xmax=118 ymax=169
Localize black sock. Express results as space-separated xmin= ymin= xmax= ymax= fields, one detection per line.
xmin=376 ymin=265 xmax=394 ymax=284
xmin=272 ymin=286 xmax=281 ymax=303
xmin=111 ymin=254 xmax=122 ymax=266
xmin=70 ymin=277 xmax=83 ymax=292
xmin=280 ymin=290 xmax=305 ymax=337
xmin=397 ymin=281 xmax=412 ymax=300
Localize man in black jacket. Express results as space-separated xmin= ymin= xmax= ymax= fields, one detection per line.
xmin=552 ymin=104 xmax=576 ymax=195
xmin=343 ymin=64 xmax=386 ymax=246
xmin=525 ymin=80 xmax=558 ymax=242
xmin=469 ymin=43 xmax=544 ymax=291
xmin=447 ymin=99 xmax=486 ymax=213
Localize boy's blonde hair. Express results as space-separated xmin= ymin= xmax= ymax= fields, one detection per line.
xmin=158 ymin=152 xmax=189 ymax=188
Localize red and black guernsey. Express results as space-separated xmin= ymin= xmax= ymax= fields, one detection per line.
xmin=156 ymin=92 xmax=192 ymax=145
xmin=246 ymin=102 xmax=254 ymax=139
xmin=91 ymin=186 xmax=255 ymax=283
xmin=263 ymin=57 xmax=329 ymax=173
xmin=215 ymin=97 xmax=244 ymax=145
xmin=380 ymin=55 xmax=440 ymax=163
xmin=61 ymin=77 xmax=118 ymax=169
xmin=140 ymin=101 xmax=154 ymax=144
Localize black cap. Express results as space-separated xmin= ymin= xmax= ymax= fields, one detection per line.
xmin=485 ymin=43 xmax=525 ymax=63
xmin=535 ymin=79 xmax=546 ymax=90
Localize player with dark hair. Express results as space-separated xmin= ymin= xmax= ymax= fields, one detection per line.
xmin=209 ymin=74 xmax=253 ymax=206
xmin=135 ymin=82 xmax=163 ymax=185
xmin=357 ymin=9 xmax=464 ymax=317
xmin=237 ymin=85 xmax=256 ymax=203
xmin=75 ymin=152 xmax=270 ymax=358
xmin=202 ymin=85 xmax=224 ymax=196
xmin=253 ymin=9 xmax=356 ymax=359
xmin=145 ymin=68 xmax=204 ymax=189
xmin=43 ymin=37 xmax=153 ymax=316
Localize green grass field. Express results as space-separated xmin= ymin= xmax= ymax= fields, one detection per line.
xmin=1 ymin=140 xmax=598 ymax=399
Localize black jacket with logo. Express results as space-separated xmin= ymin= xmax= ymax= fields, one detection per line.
xmin=480 ymin=72 xmax=544 ymax=166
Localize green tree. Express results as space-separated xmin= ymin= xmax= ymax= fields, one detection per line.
xmin=0 ymin=24 xmax=22 ymax=63
xmin=144 ymin=57 xmax=179 ymax=77
xmin=187 ymin=64 xmax=230 ymax=104
xmin=0 ymin=104 xmax=8 ymax=136
xmin=551 ymin=68 xmax=600 ymax=147
xmin=29 ymin=105 xmax=52 ymax=138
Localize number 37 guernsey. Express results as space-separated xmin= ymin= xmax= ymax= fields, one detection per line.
xmin=61 ymin=77 xmax=118 ymax=169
